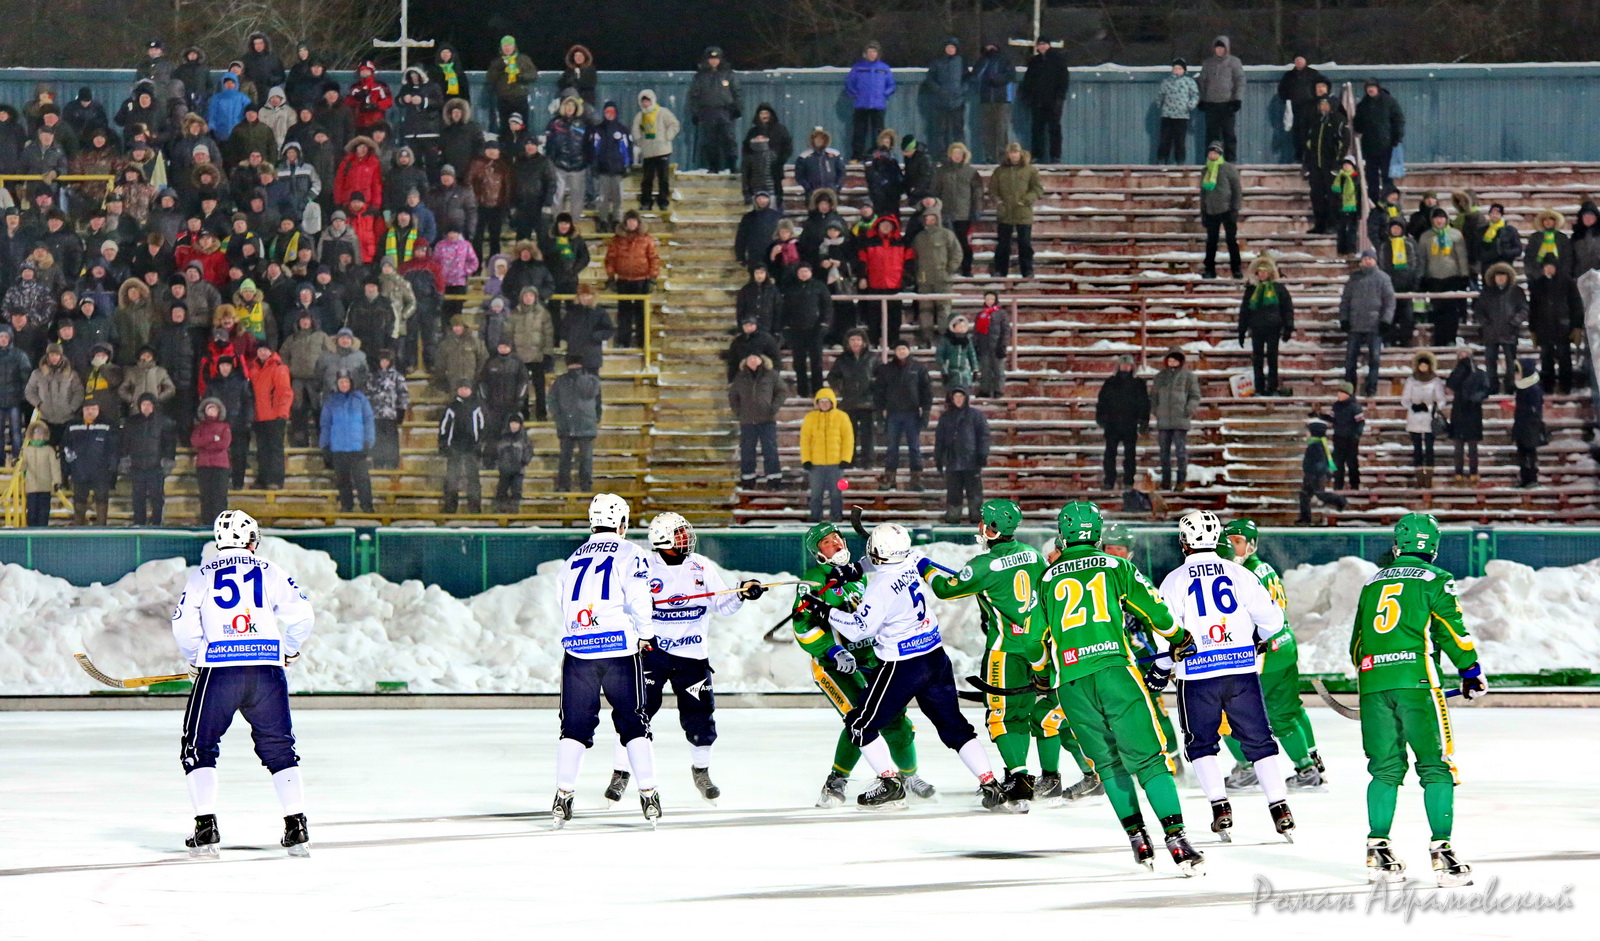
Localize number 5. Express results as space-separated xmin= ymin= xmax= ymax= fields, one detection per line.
xmin=1372 ymin=584 xmax=1403 ymax=633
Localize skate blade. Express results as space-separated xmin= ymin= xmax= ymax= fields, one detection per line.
xmin=815 ymin=795 xmax=845 ymax=808
xmin=1214 ymin=830 xmax=1232 ymax=843
xmin=1435 ymin=872 xmax=1473 ymax=888
xmin=1002 ymin=800 xmax=1030 ymax=814
xmin=1140 ymin=859 xmax=1155 ymax=872
xmin=858 ymin=800 xmax=908 ymax=812
xmin=1368 ymin=868 xmax=1406 ymax=884
xmin=1280 ymin=830 xmax=1295 ymax=844
xmin=1177 ymin=860 xmax=1206 ymax=877
xmin=701 ymin=797 xmax=718 ymax=808
xmin=550 ymin=817 xmax=569 ymax=831
xmin=285 ymin=843 xmax=310 ymax=858
xmin=187 ymin=844 xmax=219 ymax=859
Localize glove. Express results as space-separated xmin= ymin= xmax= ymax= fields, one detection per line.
xmin=284 ymin=652 xmax=300 ymax=669
xmin=1459 ymin=663 xmax=1488 ymax=701
xmin=802 ymin=461 xmax=813 ymax=471
xmin=841 ymin=460 xmax=852 ymax=469
xmin=1143 ymin=663 xmax=1172 ymax=693
xmin=1255 ymin=636 xmax=1273 ymax=656
xmin=187 ymin=663 xmax=200 ymax=678
xmin=1230 ymin=100 xmax=1242 ymax=113
xmin=117 ymin=456 xmax=131 ymax=476
xmin=1170 ymin=632 xmax=1198 ymax=662
xmin=832 ymin=561 xmax=864 ymax=584
xmin=637 ymin=636 xmax=656 ymax=655
xmin=1411 ymin=403 xmax=1428 ymax=413
xmin=160 ymin=458 xmax=175 ymax=474
xmin=795 ymin=584 xmax=829 ymax=615
xmin=828 ymin=645 xmax=857 ymax=675
xmin=1030 ymin=669 xmax=1053 ymax=694
xmin=737 ymin=579 xmax=766 ymax=600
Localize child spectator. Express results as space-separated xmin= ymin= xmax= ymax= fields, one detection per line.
xmin=438 ymin=381 xmax=485 ymax=514
xmin=19 ymin=419 xmax=60 ymax=526
xmin=1401 ymin=351 xmax=1447 ymax=488
xmin=799 ymin=387 xmax=853 ymax=522
xmin=365 ymin=349 xmax=409 ymax=469
xmin=1154 ymin=60 xmax=1199 ymax=164
xmin=1332 ymin=157 xmax=1361 ymax=256
xmin=491 ymin=415 xmax=534 ymax=513
xmin=550 ymin=355 xmax=601 ymax=491
xmin=972 ymin=292 xmax=1009 ymax=398
xmin=937 ymin=314 xmax=978 ymax=393
xmin=1296 ymin=419 xmax=1348 ymax=524
xmin=1512 ymin=358 xmax=1545 ymax=489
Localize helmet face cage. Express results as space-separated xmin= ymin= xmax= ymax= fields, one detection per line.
xmin=668 ymin=522 xmax=696 ymax=555
xmin=648 ymin=512 xmax=695 ymax=555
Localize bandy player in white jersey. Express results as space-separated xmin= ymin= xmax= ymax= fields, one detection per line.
xmin=170 ymin=510 xmax=316 ymax=858
xmin=604 ymin=513 xmax=766 ymax=806
xmin=1150 ymin=509 xmax=1295 ymax=843
xmin=552 ymin=494 xmax=660 ymax=828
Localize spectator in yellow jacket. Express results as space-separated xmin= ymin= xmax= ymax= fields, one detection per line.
xmin=799 ymin=386 xmax=854 ymax=522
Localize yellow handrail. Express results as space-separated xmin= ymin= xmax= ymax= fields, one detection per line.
xmin=0 ymin=467 xmax=22 ymax=527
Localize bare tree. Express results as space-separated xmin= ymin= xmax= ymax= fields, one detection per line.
xmin=183 ymin=0 xmax=396 ymax=68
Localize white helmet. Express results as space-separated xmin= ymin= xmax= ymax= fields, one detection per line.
xmin=866 ymin=522 xmax=913 ymax=565
xmin=213 ymin=509 xmax=259 ymax=551
xmin=1177 ymin=509 xmax=1223 ymax=551
xmin=647 ymin=512 xmax=696 ymax=555
xmin=588 ymin=493 xmax=631 ymax=531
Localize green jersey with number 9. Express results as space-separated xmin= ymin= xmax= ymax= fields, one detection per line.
xmin=1350 ymin=556 xmax=1477 ymax=693
xmin=1039 ymin=543 xmax=1178 ymax=682
xmin=927 ymin=540 xmax=1048 ymax=659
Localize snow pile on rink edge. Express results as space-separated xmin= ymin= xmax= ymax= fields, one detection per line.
xmin=3 ymin=539 xmax=1596 ymax=694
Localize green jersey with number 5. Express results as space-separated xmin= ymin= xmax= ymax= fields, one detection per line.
xmin=1039 ymin=544 xmax=1178 ymax=682
xmin=1350 ymin=557 xmax=1477 ymax=693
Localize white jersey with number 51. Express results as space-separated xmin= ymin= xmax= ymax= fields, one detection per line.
xmin=171 ymin=550 xmax=315 ymax=668
xmin=1157 ymin=550 xmax=1283 ymax=680
xmin=558 ymin=533 xmax=655 ymax=660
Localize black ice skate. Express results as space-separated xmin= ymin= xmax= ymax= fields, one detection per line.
xmin=1127 ymin=826 xmax=1155 ymax=871
xmin=639 ymin=788 xmax=662 ymax=827
xmin=185 ymin=814 xmax=219 ymax=859
xmin=1269 ymin=800 xmax=1295 ymax=842
xmin=1034 ymin=771 xmax=1063 ymax=801
xmin=1366 ymin=837 xmax=1406 ymax=883
xmin=816 ymin=772 xmax=848 ymax=807
xmin=691 ymin=766 xmax=720 ymax=803
xmin=603 ymin=770 xmax=630 ymax=803
xmin=1000 ymin=771 xmax=1035 ymax=812
xmin=904 ymin=773 xmax=937 ymax=800
xmin=1062 ymin=770 xmax=1103 ymax=800
xmin=1209 ymin=799 xmax=1233 ymax=842
xmin=1309 ymin=747 xmax=1327 ymax=775
xmin=1288 ymin=765 xmax=1325 ymax=789
xmin=1164 ymin=828 xmax=1205 ymax=877
xmin=857 ymin=773 xmax=907 ymax=810
xmin=978 ymin=776 xmax=1021 ymax=812
xmin=1429 ymin=839 xmax=1473 ymax=887
xmin=551 ymin=789 xmax=574 ymax=830
xmin=281 ymin=813 xmax=310 ymax=858
xmin=1223 ymin=762 xmax=1259 ymax=790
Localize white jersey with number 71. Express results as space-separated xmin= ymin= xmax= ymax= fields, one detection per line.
xmin=558 ymin=533 xmax=656 ymax=660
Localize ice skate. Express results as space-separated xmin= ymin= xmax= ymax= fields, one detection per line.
xmin=551 ymin=789 xmax=574 ymax=830
xmin=1269 ymin=799 xmax=1295 ymax=842
xmin=184 ymin=814 xmax=219 ymax=859
xmin=281 ymin=813 xmax=310 ymax=858
xmin=1165 ymin=829 xmax=1205 ymax=876
xmin=1034 ymin=771 xmax=1063 ymax=801
xmin=1430 ymin=839 xmax=1473 ymax=887
xmin=978 ymin=776 xmax=1019 ymax=812
xmin=639 ymin=788 xmax=662 ymax=828
xmin=998 ymin=771 xmax=1034 ymax=813
xmin=1209 ymin=799 xmax=1233 ymax=842
xmin=816 ymin=772 xmax=848 ymax=807
xmin=603 ymin=769 xmax=630 ymax=803
xmin=904 ymin=773 xmax=937 ymax=800
xmin=1366 ymin=837 xmax=1406 ymax=883
xmin=1127 ymin=826 xmax=1155 ymax=871
xmin=1308 ymin=747 xmax=1327 ymax=775
xmin=1223 ymin=762 xmax=1259 ymax=790
xmin=1062 ymin=770 xmax=1102 ymax=800
xmin=691 ymin=766 xmax=720 ymax=804
xmin=1287 ymin=765 xmax=1325 ymax=789
xmin=857 ymin=773 xmax=907 ymax=811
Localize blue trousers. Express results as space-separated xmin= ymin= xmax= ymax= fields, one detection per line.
xmin=181 ymin=665 xmax=298 ymax=774
xmin=560 ymin=652 xmax=651 ymax=747
xmin=883 ymin=411 xmax=923 ymax=474
xmin=641 ymin=647 xmax=716 ymax=746
xmin=1175 ymin=670 xmax=1279 ymax=763
xmin=847 ymin=648 xmax=976 ymax=751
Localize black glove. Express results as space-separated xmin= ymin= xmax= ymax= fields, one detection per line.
xmin=840 ymin=460 xmax=852 ymax=469
xmin=1143 ymin=663 xmax=1173 ymax=693
xmin=796 ymin=584 xmax=829 ymax=615
xmin=832 ymin=561 xmax=864 ymax=584
xmin=1459 ymin=664 xmax=1488 ymax=701
xmin=737 ymin=579 xmax=766 ymax=600
xmin=1230 ymin=100 xmax=1242 ymax=113
xmin=1030 ymin=670 xmax=1053 ymax=694
xmin=802 ymin=461 xmax=813 ymax=471
xmin=1411 ymin=403 xmax=1428 ymax=413
xmin=321 ymin=448 xmax=334 ymax=469
xmin=1255 ymin=636 xmax=1273 ymax=656
xmin=1170 ymin=632 xmax=1198 ymax=662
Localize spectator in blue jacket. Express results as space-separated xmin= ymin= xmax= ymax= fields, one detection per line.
xmin=845 ymin=41 xmax=896 ymax=161
xmin=207 ymin=75 xmax=250 ymax=141
xmin=922 ymin=38 xmax=968 ymax=156
xmin=793 ymin=128 xmax=845 ymax=198
xmin=318 ymin=371 xmax=375 ymax=512
xmin=589 ymin=101 xmax=633 ymax=234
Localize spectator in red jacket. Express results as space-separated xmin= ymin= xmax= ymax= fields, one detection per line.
xmin=191 ymin=396 xmax=233 ymax=523
xmin=345 ymin=61 xmax=394 ymax=131
xmin=173 ymin=231 xmax=229 ymax=286
xmin=345 ymin=193 xmax=386 ymax=265
xmin=334 ymin=135 xmax=384 ymax=209
xmin=250 ymin=343 xmax=293 ymax=488
xmin=856 ymin=214 xmax=915 ymax=347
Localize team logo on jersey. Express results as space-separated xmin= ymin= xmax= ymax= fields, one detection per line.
xmin=958 ymin=565 xmax=973 ymax=581
xmin=1360 ymin=651 xmax=1418 ymax=671
xmin=226 ymin=613 xmax=258 ymax=635
xmin=1206 ymin=624 xmax=1232 ymax=643
xmin=288 ymin=576 xmax=307 ymax=601
xmin=574 ymin=605 xmax=596 ymax=628
xmin=649 ymin=578 xmax=664 ymax=595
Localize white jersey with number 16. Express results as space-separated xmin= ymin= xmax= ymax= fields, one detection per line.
xmin=558 ymin=533 xmax=655 ymax=660
xmin=1158 ymin=550 xmax=1283 ymax=681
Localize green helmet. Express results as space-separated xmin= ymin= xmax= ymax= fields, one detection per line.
xmin=1057 ymin=501 xmax=1103 ymax=547
xmin=980 ymin=499 xmax=1023 ymax=537
xmin=1393 ymin=512 xmax=1441 ymax=559
xmin=803 ymin=521 xmax=846 ymax=565
xmin=1101 ymin=521 xmax=1134 ymax=548
xmin=1219 ymin=518 xmax=1259 ymax=560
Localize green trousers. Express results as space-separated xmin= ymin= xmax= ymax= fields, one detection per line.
xmin=983 ymin=649 xmax=1093 ymax=775
xmin=813 ymin=660 xmax=918 ymax=775
xmin=1360 ymin=686 xmax=1458 ymax=841
xmin=1057 ymin=663 xmax=1184 ymax=831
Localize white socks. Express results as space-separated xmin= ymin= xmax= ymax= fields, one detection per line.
xmin=612 ymin=740 xmax=631 ymax=773
xmin=860 ymin=736 xmax=894 ymax=776
xmin=624 ymin=737 xmax=658 ymax=790
xmin=614 ymin=743 xmax=711 ymax=774
xmin=272 ymin=767 xmax=305 ymax=815
xmin=1257 ymin=757 xmax=1289 ymax=803
xmin=186 ymin=767 xmax=218 ymax=815
xmin=1193 ymin=753 xmax=1227 ymax=803
xmin=556 ymin=738 xmax=587 ymax=791
xmin=958 ymin=739 xmax=993 ymax=780
xmin=689 ymin=744 xmax=712 ymax=769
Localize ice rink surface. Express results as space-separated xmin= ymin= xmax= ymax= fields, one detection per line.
xmin=2 ymin=706 xmax=1595 ymax=940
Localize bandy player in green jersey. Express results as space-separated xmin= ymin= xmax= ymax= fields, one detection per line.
xmin=1218 ymin=518 xmax=1326 ymax=789
xmin=791 ymin=522 xmax=930 ymax=807
xmin=1351 ymin=512 xmax=1485 ymax=887
xmin=1098 ymin=523 xmax=1184 ymax=782
xmin=1038 ymin=502 xmax=1205 ymax=876
xmin=925 ymin=499 xmax=1099 ymax=808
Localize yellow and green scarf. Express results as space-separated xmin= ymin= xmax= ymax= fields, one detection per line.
xmin=1482 ymin=218 xmax=1504 ymax=244
xmin=1308 ymin=435 xmax=1335 ymax=473
xmin=1430 ymin=225 xmax=1453 ymax=253
xmin=500 ymin=38 xmax=520 ymax=85
xmin=1333 ymin=169 xmax=1358 ymax=211
xmin=1249 ymin=280 xmax=1279 ymax=307
xmin=237 ymin=299 xmax=266 ymax=339
xmin=551 ymin=235 xmax=575 ymax=261
xmin=1538 ymin=229 xmax=1559 ymax=260
xmin=1201 ymin=156 xmax=1222 ymax=191
xmin=439 ymin=61 xmax=460 ymax=96
xmin=1389 ymin=237 xmax=1408 ymax=267
xmin=639 ymin=108 xmax=658 ymax=140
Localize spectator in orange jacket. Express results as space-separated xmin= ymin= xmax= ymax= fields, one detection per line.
xmin=334 ymin=135 xmax=384 ymax=209
xmin=603 ymin=209 xmax=660 ymax=348
xmin=250 ymin=343 xmax=293 ymax=488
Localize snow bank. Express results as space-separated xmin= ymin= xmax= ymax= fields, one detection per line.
xmin=6 ymin=539 xmax=1596 ymax=695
